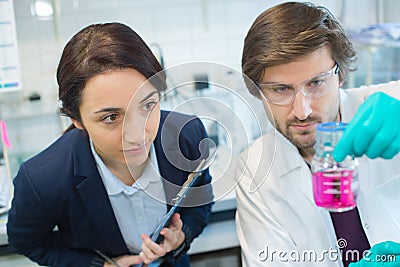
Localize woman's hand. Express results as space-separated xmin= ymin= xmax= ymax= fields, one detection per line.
xmin=103 ymin=254 xmax=142 ymax=267
xmin=139 ymin=213 xmax=185 ymax=265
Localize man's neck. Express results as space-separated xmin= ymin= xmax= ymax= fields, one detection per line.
xmin=299 ymin=147 xmax=314 ymax=165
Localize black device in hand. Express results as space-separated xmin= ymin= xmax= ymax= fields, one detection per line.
xmin=149 ymin=149 xmax=216 ymax=244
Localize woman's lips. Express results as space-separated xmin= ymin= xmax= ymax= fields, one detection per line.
xmin=123 ymin=143 xmax=147 ymax=156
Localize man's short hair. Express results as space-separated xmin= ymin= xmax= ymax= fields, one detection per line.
xmin=242 ymin=2 xmax=357 ymax=97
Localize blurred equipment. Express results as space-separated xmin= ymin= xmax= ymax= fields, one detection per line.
xmin=0 ymin=120 xmax=12 ymax=214
xmin=149 ymin=43 xmax=165 ymax=69
xmin=347 ymin=23 xmax=400 ymax=88
xmin=194 ymin=73 xmax=209 ymax=90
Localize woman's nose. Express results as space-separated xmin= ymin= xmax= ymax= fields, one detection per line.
xmin=123 ymin=114 xmax=146 ymax=144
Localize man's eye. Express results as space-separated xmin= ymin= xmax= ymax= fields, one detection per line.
xmin=309 ymin=79 xmax=325 ymax=87
xmin=270 ymin=86 xmax=291 ymax=93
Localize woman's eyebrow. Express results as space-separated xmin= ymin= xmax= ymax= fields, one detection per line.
xmin=94 ymin=107 xmax=121 ymax=114
xmin=92 ymin=91 xmax=158 ymax=114
xmin=139 ymin=91 xmax=159 ymax=104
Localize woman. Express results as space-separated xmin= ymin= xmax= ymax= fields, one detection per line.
xmin=7 ymin=22 xmax=213 ymax=267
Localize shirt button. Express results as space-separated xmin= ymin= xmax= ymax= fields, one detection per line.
xmin=364 ymin=223 xmax=369 ymax=229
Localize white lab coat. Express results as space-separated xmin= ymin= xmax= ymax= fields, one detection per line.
xmin=235 ymin=81 xmax=400 ymax=267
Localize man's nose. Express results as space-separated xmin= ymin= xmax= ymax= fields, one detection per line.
xmin=291 ymin=90 xmax=312 ymax=120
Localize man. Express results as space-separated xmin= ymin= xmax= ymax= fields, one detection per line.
xmin=235 ymin=2 xmax=400 ymax=267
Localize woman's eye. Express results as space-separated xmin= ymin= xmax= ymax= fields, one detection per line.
xmin=143 ymin=101 xmax=157 ymax=111
xmin=103 ymin=114 xmax=118 ymax=124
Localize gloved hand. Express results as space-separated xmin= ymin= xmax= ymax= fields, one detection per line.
xmin=349 ymin=241 xmax=400 ymax=266
xmin=333 ymin=92 xmax=400 ymax=162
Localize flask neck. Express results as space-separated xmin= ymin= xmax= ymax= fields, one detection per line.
xmin=314 ymin=122 xmax=346 ymax=157
xmin=314 ymin=131 xmax=342 ymax=157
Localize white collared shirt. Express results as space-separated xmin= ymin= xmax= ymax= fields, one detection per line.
xmin=90 ymin=141 xmax=167 ymax=257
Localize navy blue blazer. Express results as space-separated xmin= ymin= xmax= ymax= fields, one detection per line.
xmin=7 ymin=111 xmax=213 ymax=267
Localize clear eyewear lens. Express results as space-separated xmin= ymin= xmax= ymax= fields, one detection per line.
xmin=259 ymin=64 xmax=339 ymax=105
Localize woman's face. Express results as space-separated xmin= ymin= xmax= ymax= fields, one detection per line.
xmin=72 ymin=68 xmax=160 ymax=171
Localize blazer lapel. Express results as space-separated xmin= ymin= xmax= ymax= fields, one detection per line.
xmin=72 ymin=130 xmax=129 ymax=255
xmin=154 ymin=130 xmax=185 ymax=207
xmin=154 ymin=111 xmax=190 ymax=207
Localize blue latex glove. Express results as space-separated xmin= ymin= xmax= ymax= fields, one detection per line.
xmin=349 ymin=241 xmax=400 ymax=266
xmin=333 ymin=92 xmax=400 ymax=162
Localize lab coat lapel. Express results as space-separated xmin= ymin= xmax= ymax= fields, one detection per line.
xmin=374 ymin=165 xmax=400 ymax=232
xmin=273 ymin=130 xmax=314 ymax=202
xmin=339 ymin=89 xmax=360 ymax=123
xmin=357 ymin=156 xmax=400 ymax=243
xmin=272 ymin=130 xmax=302 ymax=175
xmin=72 ymin=130 xmax=128 ymax=254
xmin=271 ymin=131 xmax=338 ymax=252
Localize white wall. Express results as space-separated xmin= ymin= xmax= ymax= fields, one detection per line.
xmin=11 ymin=0 xmax=390 ymax=101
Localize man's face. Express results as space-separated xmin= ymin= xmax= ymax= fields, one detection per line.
xmin=259 ymin=46 xmax=341 ymax=149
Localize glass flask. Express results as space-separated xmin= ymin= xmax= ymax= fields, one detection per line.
xmin=311 ymin=122 xmax=359 ymax=212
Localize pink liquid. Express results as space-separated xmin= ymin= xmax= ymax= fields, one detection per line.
xmin=312 ymin=169 xmax=357 ymax=212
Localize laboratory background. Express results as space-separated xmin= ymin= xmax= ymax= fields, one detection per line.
xmin=1 ymin=0 xmax=400 ymax=266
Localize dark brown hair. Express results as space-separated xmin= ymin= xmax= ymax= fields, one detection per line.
xmin=242 ymin=2 xmax=357 ymax=97
xmin=57 ymin=22 xmax=166 ymax=130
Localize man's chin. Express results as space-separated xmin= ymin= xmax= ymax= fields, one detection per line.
xmin=276 ymin=124 xmax=315 ymax=148
xmin=295 ymin=141 xmax=315 ymax=149
xmin=286 ymin=133 xmax=315 ymax=149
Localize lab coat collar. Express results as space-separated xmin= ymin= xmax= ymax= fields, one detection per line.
xmin=273 ymin=130 xmax=315 ymax=203
xmin=339 ymin=88 xmax=361 ymax=123
xmin=273 ymin=129 xmax=305 ymax=177
xmin=271 ymin=130 xmax=335 ymax=244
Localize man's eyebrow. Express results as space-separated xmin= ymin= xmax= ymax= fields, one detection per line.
xmin=310 ymin=67 xmax=336 ymax=80
xmin=311 ymin=72 xmax=329 ymax=79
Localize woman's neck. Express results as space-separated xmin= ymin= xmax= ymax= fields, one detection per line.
xmin=106 ymin=158 xmax=149 ymax=186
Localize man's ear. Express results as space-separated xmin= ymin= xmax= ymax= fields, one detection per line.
xmin=71 ymin=119 xmax=84 ymax=130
